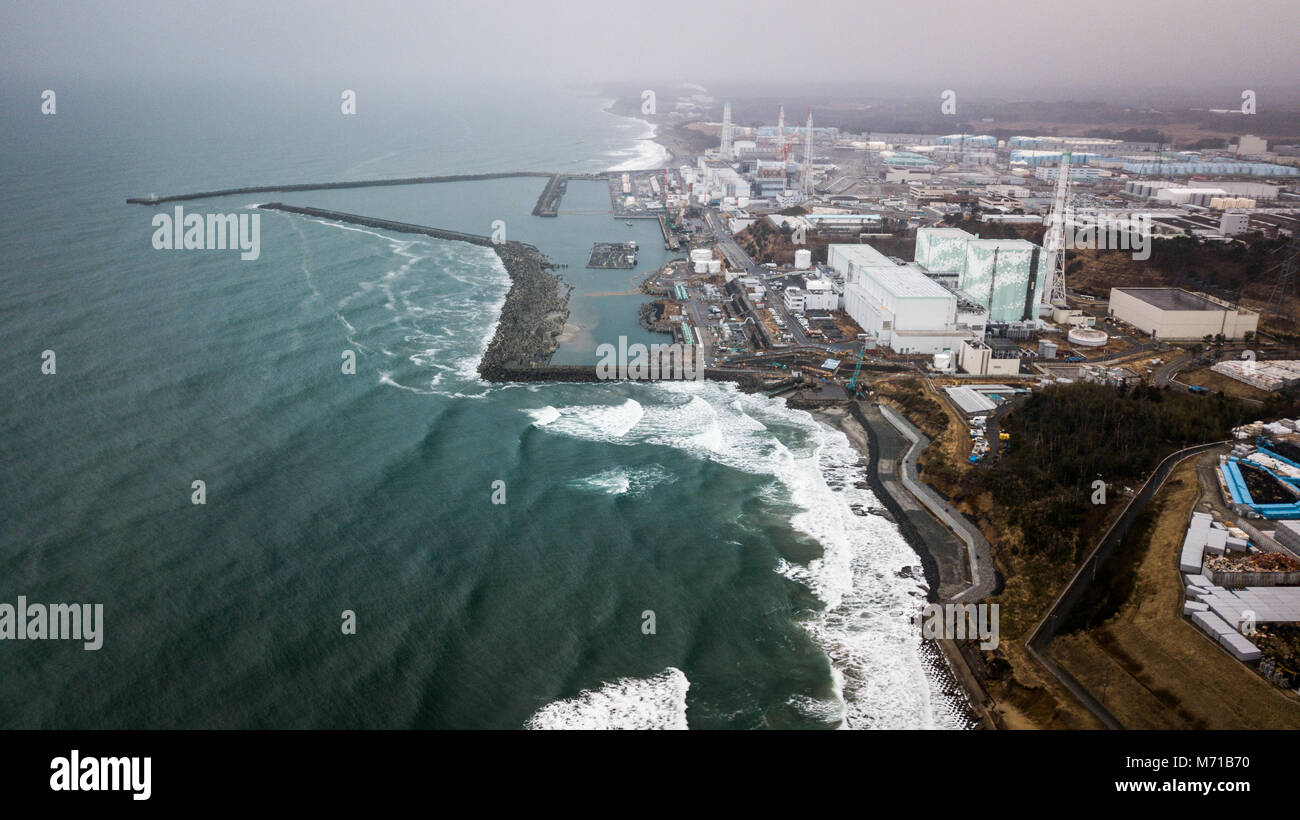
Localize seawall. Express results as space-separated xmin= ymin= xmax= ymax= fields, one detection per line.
xmin=125 ymin=171 xmax=555 ymax=205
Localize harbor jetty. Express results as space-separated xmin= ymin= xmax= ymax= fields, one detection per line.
xmin=251 ymin=203 xmax=571 ymax=380
xmin=532 ymin=174 xmax=566 ymax=217
xmin=125 ymin=171 xmax=554 ymax=205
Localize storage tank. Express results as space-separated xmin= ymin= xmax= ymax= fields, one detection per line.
xmin=708 ymin=260 xmax=722 ymax=274
xmin=1068 ymin=327 xmax=1109 ymax=347
xmin=1038 ymin=340 xmax=1058 ymax=359
xmin=794 ymin=249 xmax=812 ymax=270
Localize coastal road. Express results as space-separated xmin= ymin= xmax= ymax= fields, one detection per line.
xmin=878 ymin=405 xmax=996 ymax=604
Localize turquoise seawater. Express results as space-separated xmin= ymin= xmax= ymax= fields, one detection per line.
xmin=0 ymin=81 xmax=966 ymax=728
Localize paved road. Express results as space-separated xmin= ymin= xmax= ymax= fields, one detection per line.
xmin=1154 ymin=353 xmax=1194 ymax=387
xmin=878 ymin=405 xmax=996 ymax=604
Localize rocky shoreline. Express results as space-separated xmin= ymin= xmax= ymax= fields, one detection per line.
xmin=477 ymin=241 xmax=572 ymax=381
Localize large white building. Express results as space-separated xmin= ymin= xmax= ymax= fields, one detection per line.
xmin=831 ymin=245 xmax=986 ymax=354
xmin=783 ymin=276 xmax=838 ymax=313
xmin=1109 ymin=288 xmax=1259 ymax=340
xmin=696 ymin=157 xmax=751 ymax=201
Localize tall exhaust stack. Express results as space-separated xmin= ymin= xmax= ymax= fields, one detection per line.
xmin=720 ymin=101 xmax=733 ymax=162
xmin=803 ymin=112 xmax=814 ymax=196
xmin=776 ymin=105 xmax=785 ymax=158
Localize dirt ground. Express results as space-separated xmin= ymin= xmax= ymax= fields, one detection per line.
xmin=1049 ymin=458 xmax=1300 ymax=729
xmin=1180 ymin=366 xmax=1273 ymax=402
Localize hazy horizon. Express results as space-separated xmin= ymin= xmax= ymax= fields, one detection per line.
xmin=3 ymin=0 xmax=1298 ymax=106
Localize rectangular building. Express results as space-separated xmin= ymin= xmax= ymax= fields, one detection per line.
xmin=914 ymin=227 xmax=974 ymax=273
xmin=1109 ymin=288 xmax=1259 ymax=340
xmin=959 ymin=239 xmax=1045 ymax=323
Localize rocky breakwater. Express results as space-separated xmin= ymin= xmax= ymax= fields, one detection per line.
xmin=479 ymin=241 xmax=572 ymax=381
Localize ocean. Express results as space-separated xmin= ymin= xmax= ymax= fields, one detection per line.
xmin=0 ymin=80 xmax=968 ymax=729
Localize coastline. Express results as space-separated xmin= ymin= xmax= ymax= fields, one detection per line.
xmin=600 ymin=98 xmax=677 ymax=169
xmin=809 ymin=402 xmax=992 ymax=729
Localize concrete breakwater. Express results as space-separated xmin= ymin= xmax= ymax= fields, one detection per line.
xmin=248 ymin=202 xmax=571 ymax=379
xmin=486 ymin=364 xmax=769 ymax=391
xmin=257 ymin=202 xmax=500 ymax=246
xmin=125 ymin=172 xmax=554 ymax=205
xmin=532 ymin=174 xmax=566 ymax=217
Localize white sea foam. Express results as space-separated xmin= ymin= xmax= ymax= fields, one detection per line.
xmin=290 ymin=213 xmax=510 ymax=397
xmin=526 ymin=406 xmax=561 ymax=426
xmin=525 ymin=668 xmax=689 ymax=730
xmin=527 ymin=398 xmax=645 ymax=440
xmin=604 ymin=114 xmax=670 ymax=171
xmin=569 ymin=465 xmax=675 ymax=497
xmin=525 ymin=381 xmax=972 ymax=729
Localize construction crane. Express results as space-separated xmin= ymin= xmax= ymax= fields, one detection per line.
xmin=662 ymin=168 xmax=674 ymax=231
xmin=846 ymin=345 xmax=869 ymax=397
xmin=1039 ymin=150 xmax=1073 ymax=314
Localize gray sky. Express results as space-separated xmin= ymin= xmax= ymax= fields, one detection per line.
xmin=4 ymin=0 xmax=1298 ymax=100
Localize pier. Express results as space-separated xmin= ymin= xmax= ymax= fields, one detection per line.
xmin=532 ymin=174 xmax=566 ymax=217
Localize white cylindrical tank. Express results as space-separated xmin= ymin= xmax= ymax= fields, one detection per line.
xmin=794 ymin=249 xmax=812 ymax=270
xmin=1068 ymin=327 xmax=1109 ymax=347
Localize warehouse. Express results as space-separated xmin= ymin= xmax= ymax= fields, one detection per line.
xmin=1108 ymin=287 xmax=1259 ymax=340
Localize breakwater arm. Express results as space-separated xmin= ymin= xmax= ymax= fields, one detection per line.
xmin=125 ymin=171 xmax=555 ymax=205
xmin=253 ymin=202 xmax=570 ymax=378
xmin=257 ymin=202 xmax=500 ymax=246
xmin=532 ymin=174 xmax=565 ymax=217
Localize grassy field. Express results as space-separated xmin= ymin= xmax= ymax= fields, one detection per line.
xmin=1050 ymin=457 xmax=1300 ymax=729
